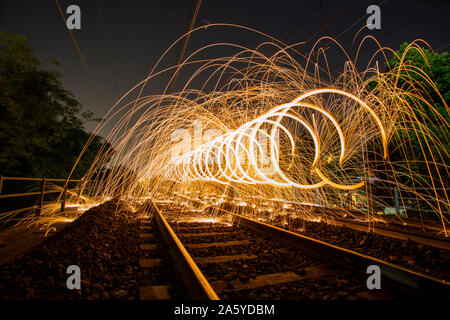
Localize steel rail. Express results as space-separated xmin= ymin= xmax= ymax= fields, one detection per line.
xmin=294 ymin=203 xmax=450 ymax=237
xmin=253 ymin=200 xmax=449 ymax=236
xmin=224 ymin=208 xmax=450 ymax=298
xmin=331 ymin=216 xmax=450 ymax=250
xmin=150 ymin=200 xmax=219 ymax=300
xmin=176 ymin=196 xmax=450 ymax=298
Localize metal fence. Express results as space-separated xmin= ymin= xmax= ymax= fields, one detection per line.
xmin=0 ymin=175 xmax=83 ymax=217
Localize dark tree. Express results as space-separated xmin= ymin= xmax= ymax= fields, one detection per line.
xmin=384 ymin=43 xmax=449 ymax=186
xmin=0 ymin=31 xmax=107 ymax=179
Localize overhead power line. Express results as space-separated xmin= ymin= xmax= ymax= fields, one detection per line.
xmin=96 ymin=0 xmax=120 ymax=99
xmin=284 ymin=0 xmax=324 ymax=42
xmin=168 ymin=0 xmax=203 ymax=92
xmin=304 ymin=0 xmax=357 ymax=44
xmin=55 ymin=0 xmax=106 ymax=113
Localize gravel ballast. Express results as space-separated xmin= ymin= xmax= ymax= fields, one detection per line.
xmin=0 ymin=200 xmax=142 ymax=300
xmin=270 ymin=215 xmax=450 ymax=281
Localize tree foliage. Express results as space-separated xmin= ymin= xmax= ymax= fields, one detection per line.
xmin=385 ymin=42 xmax=449 ymax=185
xmin=0 ymin=31 xmax=108 ymax=179
xmin=387 ymin=42 xmax=449 ymax=129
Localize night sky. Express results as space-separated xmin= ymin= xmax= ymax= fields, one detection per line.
xmin=1 ymin=0 xmax=449 ymax=133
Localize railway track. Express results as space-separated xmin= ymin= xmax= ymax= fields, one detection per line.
xmin=173 ymin=195 xmax=450 ymax=280
xmin=144 ymin=200 xmax=450 ymax=300
xmin=324 ymin=216 xmax=450 ymax=250
xmin=136 ymin=214 xmax=187 ymax=299
xmin=177 ymin=195 xmax=449 ymax=249
xmin=289 ymin=205 xmax=450 ymax=249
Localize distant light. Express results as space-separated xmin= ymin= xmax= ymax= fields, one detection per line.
xmin=195 ymin=218 xmax=218 ymax=223
xmin=65 ymin=204 xmax=80 ymax=208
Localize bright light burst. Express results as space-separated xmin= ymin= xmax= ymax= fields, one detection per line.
xmin=166 ymin=88 xmax=386 ymax=191
xmin=66 ymin=25 xmax=448 ymax=234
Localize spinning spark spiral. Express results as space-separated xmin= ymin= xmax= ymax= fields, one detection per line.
xmin=168 ymin=88 xmax=387 ymax=191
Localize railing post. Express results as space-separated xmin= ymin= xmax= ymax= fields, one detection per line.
xmin=60 ymin=184 xmax=67 ymax=212
xmin=38 ymin=178 xmax=46 ymax=216
xmin=394 ymin=186 xmax=400 ymax=214
xmin=77 ymin=178 xmax=84 ymax=204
